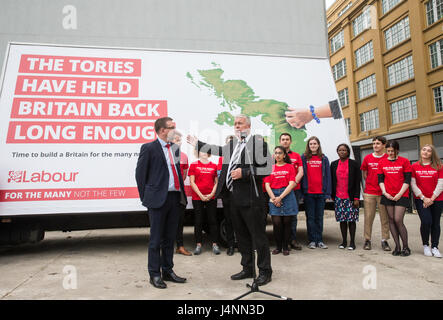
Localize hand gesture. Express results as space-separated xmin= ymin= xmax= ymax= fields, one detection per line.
xmin=285 ymin=107 xmax=314 ymax=129
xmin=186 ymin=135 xmax=198 ymax=147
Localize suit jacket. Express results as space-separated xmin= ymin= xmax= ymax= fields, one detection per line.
xmin=330 ymin=158 xmax=361 ymax=201
xmin=197 ymin=135 xmax=272 ymax=207
xmin=135 ymin=139 xmax=187 ymax=209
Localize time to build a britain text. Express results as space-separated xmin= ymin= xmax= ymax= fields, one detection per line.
xmin=11 ymin=151 xmax=139 ymax=159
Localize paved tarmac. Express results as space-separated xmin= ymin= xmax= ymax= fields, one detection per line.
xmin=0 ymin=211 xmax=442 ymax=300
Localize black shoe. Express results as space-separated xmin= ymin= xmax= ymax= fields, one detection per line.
xmin=392 ymin=248 xmax=401 ymax=256
xmin=227 ymin=247 xmax=235 ymax=256
xmin=381 ymin=240 xmax=391 ymax=251
xmin=364 ymin=240 xmax=372 ymax=250
xmin=230 ymin=270 xmax=253 ymax=280
xmin=162 ymin=271 xmax=186 ymax=283
xmin=290 ymin=241 xmax=302 ymax=250
xmin=400 ymin=247 xmax=411 ymax=257
xmin=255 ymin=272 xmax=272 ymax=286
xmin=150 ymin=276 xmax=167 ymax=289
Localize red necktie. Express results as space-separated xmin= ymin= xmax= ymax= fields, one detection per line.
xmin=165 ymin=144 xmax=180 ymax=191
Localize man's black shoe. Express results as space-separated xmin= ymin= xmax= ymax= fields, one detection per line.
xmin=227 ymin=247 xmax=235 ymax=256
xmin=230 ymin=270 xmax=253 ymax=280
xmin=162 ymin=271 xmax=186 ymax=283
xmin=255 ymin=272 xmax=272 ymax=286
xmin=150 ymin=276 xmax=167 ymax=289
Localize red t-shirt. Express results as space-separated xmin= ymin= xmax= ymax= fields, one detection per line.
xmin=188 ymin=160 xmax=217 ymax=200
xmin=264 ymin=163 xmax=296 ymax=189
xmin=412 ymin=162 xmax=443 ymax=201
xmin=361 ymin=153 xmax=388 ymax=195
xmin=180 ymin=152 xmax=189 ymax=178
xmin=307 ymin=155 xmax=323 ymax=194
xmin=336 ymin=159 xmax=349 ymax=199
xmin=377 ymin=156 xmax=412 ymax=198
xmin=288 ymin=151 xmax=302 ymax=190
xmin=217 ymin=156 xmax=223 ymax=171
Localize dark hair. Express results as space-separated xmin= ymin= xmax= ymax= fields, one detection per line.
xmin=336 ymin=143 xmax=351 ymax=158
xmin=279 ymin=133 xmax=292 ymax=141
xmin=154 ymin=117 xmax=173 ymax=133
xmin=304 ymin=136 xmax=323 ymax=160
xmin=274 ymin=146 xmax=291 ymax=164
xmin=386 ymin=140 xmax=399 ymax=151
xmin=373 ymin=136 xmax=387 ymax=145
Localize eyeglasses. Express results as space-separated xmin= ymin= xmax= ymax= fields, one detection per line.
xmin=274 ymin=152 xmax=284 ymax=155
xmin=165 ymin=126 xmax=176 ymax=130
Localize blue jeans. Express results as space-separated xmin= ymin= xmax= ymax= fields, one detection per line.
xmin=304 ymin=194 xmax=326 ymax=243
xmin=291 ymin=190 xmax=303 ymax=242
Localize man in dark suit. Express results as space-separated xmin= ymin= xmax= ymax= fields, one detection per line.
xmin=136 ymin=117 xmax=188 ymax=289
xmin=187 ymin=114 xmax=273 ymax=286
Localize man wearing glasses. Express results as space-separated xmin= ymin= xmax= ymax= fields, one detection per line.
xmin=136 ymin=117 xmax=188 ymax=289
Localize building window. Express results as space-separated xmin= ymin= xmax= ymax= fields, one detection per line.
xmin=429 ymin=39 xmax=443 ymax=69
xmin=332 ymin=59 xmax=347 ymax=81
xmin=382 ymin=0 xmax=403 ymax=15
xmin=357 ymin=74 xmax=376 ymax=99
xmin=338 ymin=2 xmax=353 ymax=17
xmin=434 ymin=85 xmax=443 ymax=113
xmin=338 ymin=88 xmax=349 ymax=107
xmin=353 ymin=8 xmax=371 ymax=37
xmin=330 ymin=30 xmax=345 ymax=54
xmin=360 ymin=109 xmax=379 ymax=132
xmin=355 ymin=41 xmax=374 ymax=68
xmin=390 ymin=95 xmax=418 ymax=124
xmin=345 ymin=118 xmax=351 ymax=135
xmin=384 ymin=16 xmax=410 ymax=50
xmin=426 ymin=0 xmax=443 ymax=26
xmin=387 ymin=56 xmax=414 ymax=87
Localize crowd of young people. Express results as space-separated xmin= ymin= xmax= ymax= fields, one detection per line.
xmin=176 ymin=131 xmax=442 ymax=259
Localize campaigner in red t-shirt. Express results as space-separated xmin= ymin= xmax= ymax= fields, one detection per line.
xmin=378 ymin=140 xmax=412 ymax=257
xmin=264 ymin=146 xmax=298 ymax=255
xmin=411 ymin=144 xmax=443 ymax=258
xmin=278 ymin=133 xmax=304 ymax=250
xmin=188 ymin=150 xmax=220 ymax=255
xmin=360 ymin=136 xmax=391 ymax=251
xmin=301 ymin=136 xmax=331 ymax=249
xmin=330 ymin=144 xmax=361 ymax=251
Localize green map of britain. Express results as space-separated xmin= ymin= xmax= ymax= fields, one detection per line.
xmin=187 ymin=63 xmax=307 ymax=154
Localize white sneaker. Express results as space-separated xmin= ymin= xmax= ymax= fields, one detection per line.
xmin=317 ymin=242 xmax=328 ymax=249
xmin=424 ymin=245 xmax=432 ymax=257
xmin=431 ymin=247 xmax=442 ymax=258
xmin=308 ymin=242 xmax=316 ymax=249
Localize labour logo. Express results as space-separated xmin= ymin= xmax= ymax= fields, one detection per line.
xmin=8 ymin=171 xmax=23 ymax=183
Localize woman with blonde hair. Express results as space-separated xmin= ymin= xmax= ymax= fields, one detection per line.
xmin=411 ymin=144 xmax=443 ymax=258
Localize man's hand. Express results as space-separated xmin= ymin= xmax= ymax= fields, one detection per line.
xmin=186 ymin=135 xmax=198 ymax=147
xmin=231 ymin=168 xmax=242 ymax=180
xmin=353 ymin=199 xmax=359 ymax=208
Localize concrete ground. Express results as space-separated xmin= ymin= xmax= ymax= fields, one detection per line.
xmin=0 ymin=211 xmax=442 ymax=300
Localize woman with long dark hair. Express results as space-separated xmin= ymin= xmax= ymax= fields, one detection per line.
xmin=301 ymin=136 xmax=331 ymax=249
xmin=264 ymin=146 xmax=298 ymax=255
xmin=331 ymin=144 xmax=361 ymax=250
xmin=378 ymin=140 xmax=412 ymax=256
xmin=411 ymin=144 xmax=443 ymax=258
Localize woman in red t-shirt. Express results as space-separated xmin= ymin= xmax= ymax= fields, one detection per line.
xmin=378 ymin=140 xmax=412 ymax=256
xmin=265 ymin=146 xmax=297 ymax=255
xmin=411 ymin=144 xmax=443 ymax=258
xmin=189 ymin=150 xmax=220 ymax=255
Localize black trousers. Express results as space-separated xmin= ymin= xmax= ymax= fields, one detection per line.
xmin=231 ymin=199 xmax=272 ymax=274
xmin=193 ymin=199 xmax=218 ymax=244
xmin=175 ymin=206 xmax=185 ymax=247
xmin=221 ymin=193 xmax=236 ymax=247
xmin=147 ymin=192 xmax=180 ymax=277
